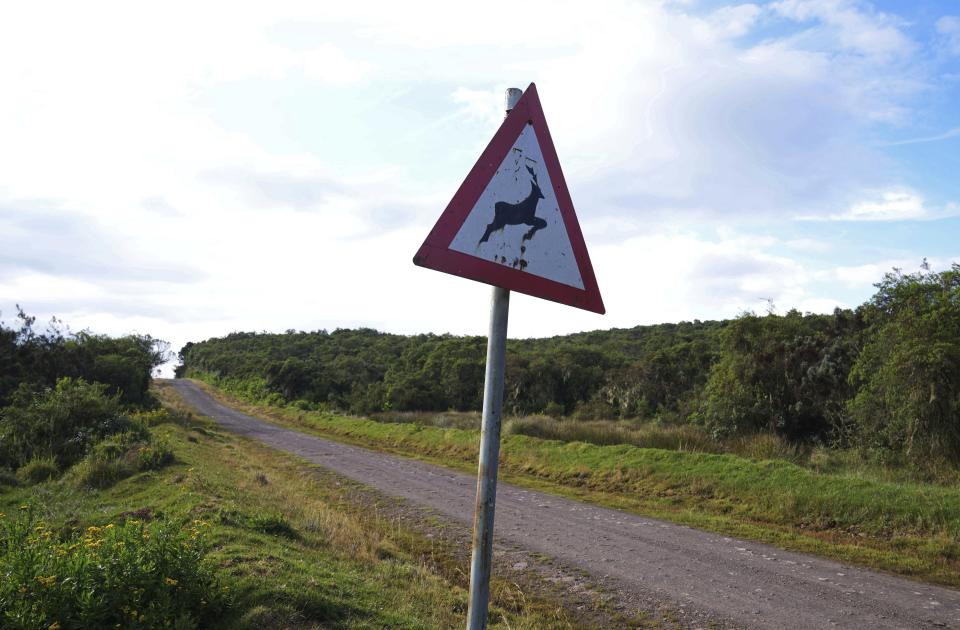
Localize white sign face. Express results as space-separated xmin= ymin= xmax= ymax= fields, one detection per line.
xmin=448 ymin=124 xmax=585 ymax=290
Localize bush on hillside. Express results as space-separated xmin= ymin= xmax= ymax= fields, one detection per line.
xmin=73 ymin=429 xmax=174 ymax=489
xmin=15 ymin=455 xmax=59 ymax=485
xmin=0 ymin=377 xmax=133 ymax=470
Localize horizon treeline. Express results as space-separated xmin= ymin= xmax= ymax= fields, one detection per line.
xmin=178 ymin=262 xmax=960 ymax=462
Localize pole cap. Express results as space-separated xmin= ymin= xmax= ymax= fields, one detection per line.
xmin=504 ymin=88 xmax=523 ymax=113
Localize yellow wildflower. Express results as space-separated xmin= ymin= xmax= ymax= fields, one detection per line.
xmin=19 ymin=504 xmax=28 ymax=511
xmin=164 ymin=577 xmax=178 ymax=586
xmin=35 ymin=575 xmax=56 ymax=587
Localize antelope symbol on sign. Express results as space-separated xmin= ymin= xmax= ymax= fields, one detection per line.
xmin=478 ymin=164 xmax=548 ymax=245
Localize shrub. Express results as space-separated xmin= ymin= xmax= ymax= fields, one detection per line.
xmin=74 ymin=430 xmax=174 ymax=489
xmin=0 ymin=510 xmax=228 ymax=629
xmin=76 ymin=458 xmax=131 ymax=490
xmin=15 ymin=455 xmax=59 ymax=485
xmin=0 ymin=377 xmax=129 ymax=470
xmin=700 ymin=310 xmax=859 ymax=441
xmin=848 ymin=263 xmax=960 ymax=460
xmin=132 ymin=407 xmax=185 ymax=427
xmin=136 ymin=440 xmax=174 ymax=470
xmin=732 ymin=433 xmax=806 ymax=463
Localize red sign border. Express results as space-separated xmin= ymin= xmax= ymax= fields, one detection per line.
xmin=413 ymin=83 xmax=605 ymax=314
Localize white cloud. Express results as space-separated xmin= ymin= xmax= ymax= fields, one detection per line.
xmin=707 ymin=4 xmax=763 ymax=39
xmin=883 ymin=127 xmax=960 ymax=146
xmin=771 ymin=0 xmax=915 ymax=60
xmin=831 ymin=189 xmax=926 ymax=221
xmin=0 ymin=1 xmax=953 ymax=375
xmin=451 ymin=87 xmax=505 ymax=127
xmin=298 ymin=44 xmax=371 ymax=83
xmin=784 ymin=238 xmax=831 ymax=253
xmin=938 ymin=16 xmax=960 ymax=55
xmin=829 ymin=261 xmax=898 ymax=288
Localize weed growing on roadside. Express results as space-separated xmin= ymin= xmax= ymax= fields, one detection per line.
xmin=0 ymin=508 xmax=228 ymax=629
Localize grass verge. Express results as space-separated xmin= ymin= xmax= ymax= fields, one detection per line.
xmin=0 ymin=384 xmax=596 ymax=629
xmin=185 ymin=376 xmax=960 ymax=589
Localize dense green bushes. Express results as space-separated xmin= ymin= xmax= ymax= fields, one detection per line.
xmin=0 ymin=378 xmax=177 ymax=488
xmin=0 ymin=378 xmax=126 ymax=471
xmin=0 ymin=311 xmax=173 ymax=485
xmin=848 ymin=263 xmax=960 ymax=458
xmin=179 ymin=322 xmax=723 ymax=419
xmin=700 ymin=308 xmax=862 ymax=441
xmin=0 ymin=307 xmax=169 ymax=407
xmin=179 ymin=263 xmax=960 ymax=464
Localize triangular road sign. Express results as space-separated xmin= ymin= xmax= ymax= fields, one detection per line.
xmin=413 ymin=83 xmax=605 ymax=314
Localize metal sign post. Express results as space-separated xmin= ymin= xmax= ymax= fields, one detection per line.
xmin=465 ymin=87 xmax=523 ymax=630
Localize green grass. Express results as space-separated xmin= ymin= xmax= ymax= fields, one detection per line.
xmin=0 ymin=385 xmax=591 ymax=629
xmin=504 ymin=415 xmax=721 ymax=454
xmin=187 ymin=375 xmax=960 ymax=588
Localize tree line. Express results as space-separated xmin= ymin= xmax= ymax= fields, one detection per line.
xmin=178 ymin=263 xmax=960 ymax=462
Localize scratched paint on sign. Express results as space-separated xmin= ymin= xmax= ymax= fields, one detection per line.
xmin=448 ymin=124 xmax=585 ymax=290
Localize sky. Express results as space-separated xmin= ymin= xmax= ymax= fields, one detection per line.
xmin=1 ymin=0 xmax=959 ymax=375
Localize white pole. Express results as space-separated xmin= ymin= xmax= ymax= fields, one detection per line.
xmin=466 ymin=86 xmax=523 ymax=630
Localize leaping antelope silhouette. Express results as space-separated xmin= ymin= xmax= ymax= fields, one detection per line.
xmin=478 ymin=165 xmax=548 ymax=245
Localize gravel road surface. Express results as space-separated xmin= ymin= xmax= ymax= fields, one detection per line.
xmin=171 ymin=379 xmax=960 ymax=629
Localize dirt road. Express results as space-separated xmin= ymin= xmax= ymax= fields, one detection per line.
xmin=170 ymin=379 xmax=960 ymax=629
